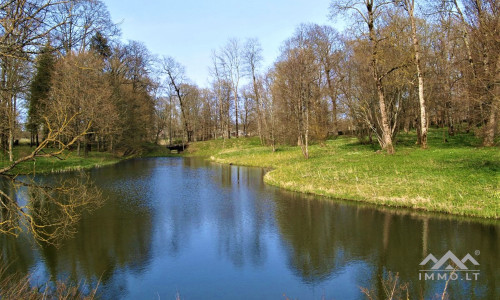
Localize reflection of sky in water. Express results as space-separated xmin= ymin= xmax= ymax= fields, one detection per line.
xmin=2 ymin=157 xmax=499 ymax=299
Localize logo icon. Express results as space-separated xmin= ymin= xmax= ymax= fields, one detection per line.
xmin=418 ymin=250 xmax=480 ymax=281
xmin=420 ymin=250 xmax=479 ymax=270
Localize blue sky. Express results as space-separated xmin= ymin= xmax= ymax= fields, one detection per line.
xmin=104 ymin=0 xmax=337 ymax=87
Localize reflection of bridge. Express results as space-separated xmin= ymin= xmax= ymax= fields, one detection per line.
xmin=166 ymin=143 xmax=188 ymax=152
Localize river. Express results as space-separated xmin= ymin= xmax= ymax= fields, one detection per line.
xmin=2 ymin=157 xmax=499 ymax=299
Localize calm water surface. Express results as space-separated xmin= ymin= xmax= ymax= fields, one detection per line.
xmin=2 ymin=157 xmax=499 ymax=299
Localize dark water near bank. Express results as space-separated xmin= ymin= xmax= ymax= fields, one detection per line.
xmin=2 ymin=157 xmax=499 ymax=299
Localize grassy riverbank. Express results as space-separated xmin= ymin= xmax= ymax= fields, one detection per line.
xmin=0 ymin=143 xmax=173 ymax=175
xmin=185 ymin=130 xmax=499 ymax=219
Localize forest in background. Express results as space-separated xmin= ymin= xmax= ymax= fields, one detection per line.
xmin=0 ymin=0 xmax=498 ymax=163
xmin=0 ymin=1 xmax=498 ymax=296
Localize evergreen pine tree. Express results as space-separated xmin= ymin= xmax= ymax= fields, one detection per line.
xmin=27 ymin=44 xmax=55 ymax=146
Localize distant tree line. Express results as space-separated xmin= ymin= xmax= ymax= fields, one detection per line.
xmin=160 ymin=0 xmax=498 ymax=156
xmin=0 ymin=0 xmax=498 ymax=162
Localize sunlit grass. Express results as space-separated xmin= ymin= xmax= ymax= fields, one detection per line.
xmin=0 ymin=142 xmax=177 ymax=175
xmin=0 ymin=145 xmax=121 ymax=175
xmin=185 ymin=130 xmax=499 ymax=219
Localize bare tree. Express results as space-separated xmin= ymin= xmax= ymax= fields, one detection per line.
xmin=395 ymin=0 xmax=428 ymax=148
xmin=209 ymin=51 xmax=232 ymax=143
xmin=52 ymin=0 xmax=119 ymax=54
xmin=262 ymin=70 xmax=277 ymax=151
xmin=240 ymin=84 xmax=254 ymax=136
xmin=331 ymin=0 xmax=399 ymax=153
xmin=457 ymin=0 xmax=498 ymax=146
xmin=243 ymin=38 xmax=265 ymax=142
xmin=218 ymin=38 xmax=242 ymax=138
xmin=0 ymin=94 xmax=101 ymax=245
xmin=273 ymin=34 xmax=321 ymax=159
xmin=306 ymin=24 xmax=343 ymax=137
xmin=161 ymin=56 xmax=193 ymax=142
xmin=48 ymin=51 xmax=114 ymax=156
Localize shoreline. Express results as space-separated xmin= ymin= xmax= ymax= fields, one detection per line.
xmin=184 ymin=133 xmax=499 ymax=219
xmin=0 ymin=144 xmax=176 ymax=175
xmin=210 ymin=157 xmax=500 ymax=225
xmin=3 ymin=136 xmax=496 ymax=219
xmin=208 ymin=156 xmax=499 ymax=221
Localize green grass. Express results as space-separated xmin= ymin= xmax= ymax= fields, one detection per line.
xmin=0 ymin=142 xmax=175 ymax=175
xmin=184 ymin=129 xmax=499 ymax=219
xmin=0 ymin=146 xmax=121 ymax=174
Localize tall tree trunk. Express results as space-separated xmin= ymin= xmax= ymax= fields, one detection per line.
xmin=483 ymin=57 xmax=499 ymax=146
xmin=3 ymin=66 xmax=15 ymax=162
xmin=304 ymin=99 xmax=309 ymax=159
xmin=178 ymin=98 xmax=190 ymax=141
xmin=367 ymin=2 xmax=395 ymax=154
xmin=84 ymin=134 xmax=89 ymax=157
xmin=408 ymin=3 xmax=428 ymax=148
xmin=375 ymin=84 xmax=395 ymax=154
xmin=8 ymin=125 xmax=13 ymax=162
xmin=8 ymin=93 xmax=15 ymax=162
xmin=483 ymin=106 xmax=497 ymax=146
xmin=252 ymin=74 xmax=264 ymax=144
xmin=169 ymin=96 xmax=173 ymax=145
xmin=234 ymin=89 xmax=239 ymax=137
xmin=227 ymin=100 xmax=231 ymax=139
xmin=416 ymin=117 xmax=422 ymax=145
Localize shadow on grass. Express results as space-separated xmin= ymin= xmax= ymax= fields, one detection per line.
xmin=335 ymin=137 xmax=380 ymax=152
xmin=396 ymin=128 xmax=482 ymax=148
xmin=329 ymin=129 xmax=488 ymax=156
xmin=439 ymin=156 xmax=500 ymax=176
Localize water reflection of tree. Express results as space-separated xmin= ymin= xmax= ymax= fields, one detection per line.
xmin=212 ymin=165 xmax=273 ymax=268
xmin=0 ymin=174 xmax=103 ymax=246
xmin=273 ymin=191 xmax=500 ymax=299
xmin=274 ymin=192 xmax=347 ymax=283
xmin=179 ymin=158 xmax=500 ymax=299
xmin=159 ymin=161 xmax=272 ymax=267
xmin=0 ymin=168 xmax=154 ymax=298
xmin=0 ymin=233 xmax=34 ymax=276
xmin=35 ymin=193 xmax=153 ymax=287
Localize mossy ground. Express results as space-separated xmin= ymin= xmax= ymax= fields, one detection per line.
xmin=184 ymin=129 xmax=499 ymax=219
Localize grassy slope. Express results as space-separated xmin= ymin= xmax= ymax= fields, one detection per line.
xmin=185 ymin=130 xmax=499 ymax=219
